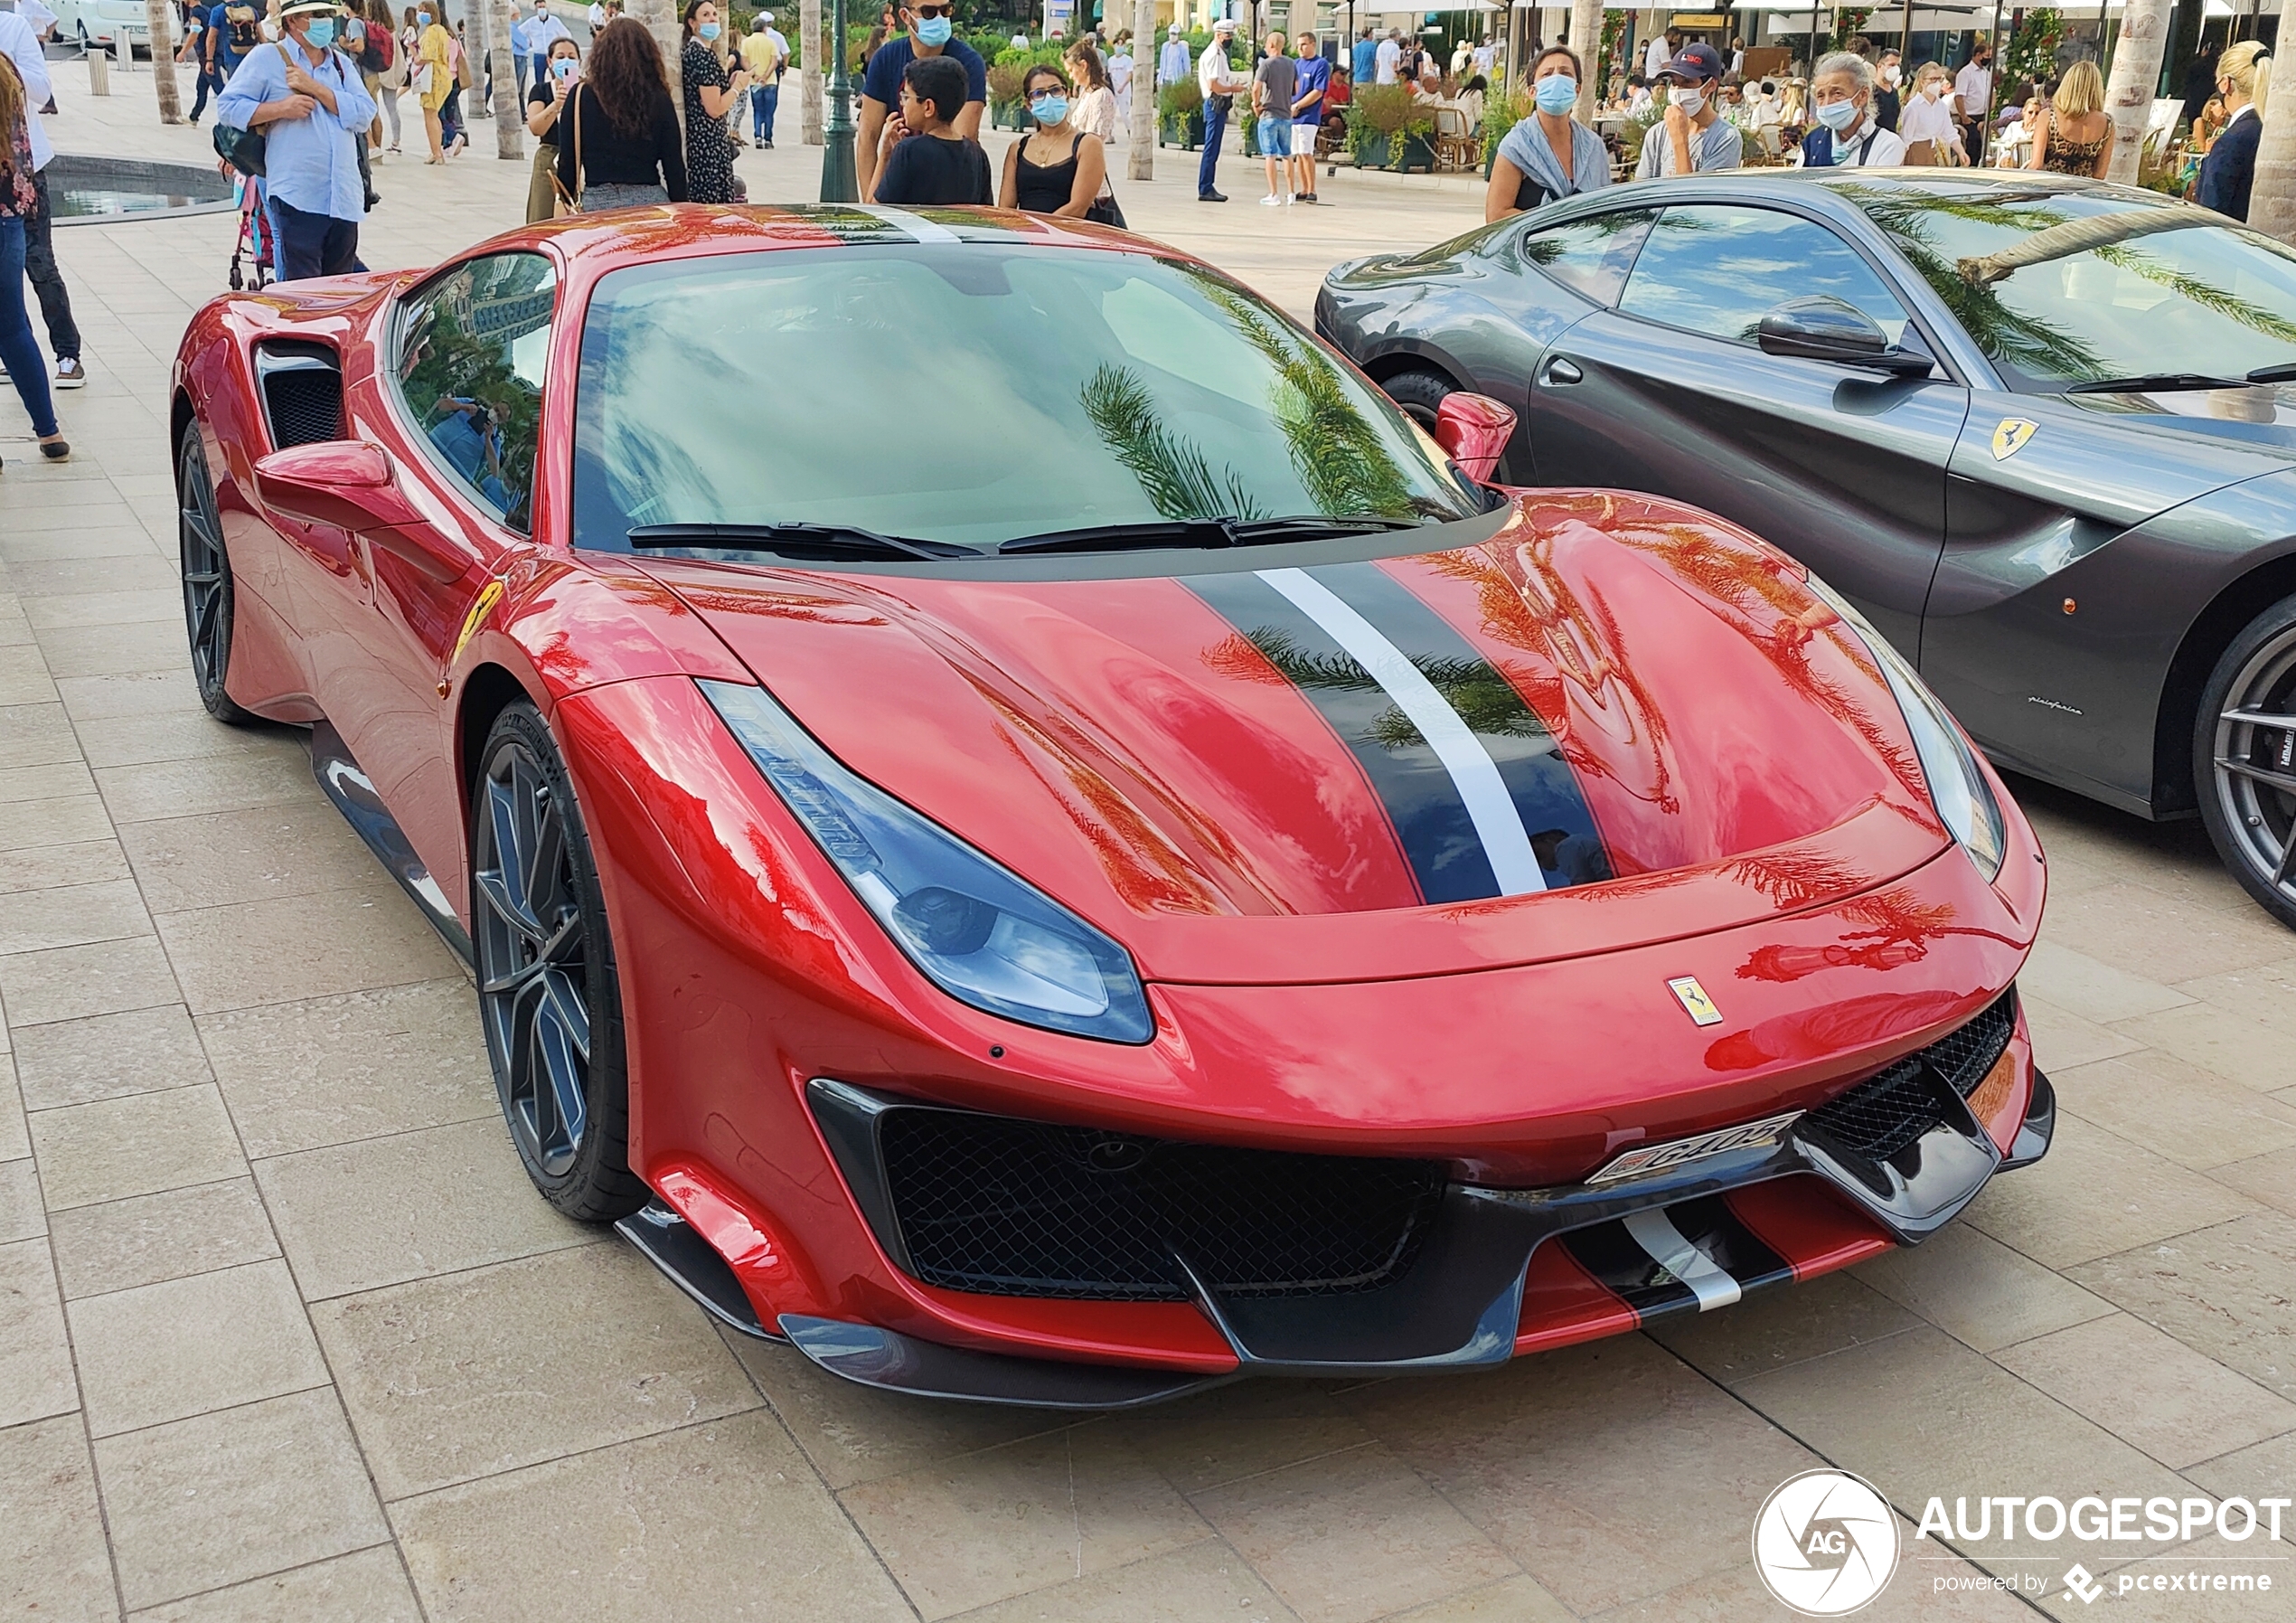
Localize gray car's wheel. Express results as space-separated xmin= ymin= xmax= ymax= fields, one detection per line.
xmin=470 ymin=701 xmax=646 ymax=1221
xmin=2197 ymin=593 xmax=2296 ymax=930
xmin=1381 ymin=367 xmax=1457 ymax=431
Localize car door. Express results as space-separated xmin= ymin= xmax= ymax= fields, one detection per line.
xmin=357 ymin=250 xmax=556 ymax=894
xmin=1523 ymin=201 xmax=1971 ymax=659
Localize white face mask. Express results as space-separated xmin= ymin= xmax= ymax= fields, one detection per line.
xmin=1668 ymin=85 xmax=1706 ymax=114
xmin=1923 ymin=80 xmax=1943 ymax=99
xmin=1881 ymin=64 xmax=1899 ymax=84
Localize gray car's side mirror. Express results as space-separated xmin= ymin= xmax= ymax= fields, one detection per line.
xmin=1757 ymin=297 xmax=1934 ymax=376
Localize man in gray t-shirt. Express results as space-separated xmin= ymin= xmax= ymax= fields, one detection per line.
xmin=1254 ymin=33 xmax=1297 ymax=203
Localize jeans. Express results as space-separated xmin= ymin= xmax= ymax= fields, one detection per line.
xmin=273 ymin=201 xmax=361 ymax=282
xmin=751 ymin=80 xmax=777 ymax=140
xmin=1198 ymin=95 xmax=1228 ymax=194
xmin=23 ymin=174 xmax=80 ymax=364
xmin=0 ymin=217 xmax=60 ymax=439
xmin=190 ymin=62 xmax=218 ymax=118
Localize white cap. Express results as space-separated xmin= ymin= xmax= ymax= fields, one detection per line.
xmin=1211 ymin=17 xmax=1234 ymax=33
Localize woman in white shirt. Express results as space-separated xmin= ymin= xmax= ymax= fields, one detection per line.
xmin=1898 ymin=61 xmax=1964 ymax=163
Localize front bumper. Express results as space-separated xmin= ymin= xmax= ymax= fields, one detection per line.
xmin=619 ymin=1039 xmax=2053 ymax=1410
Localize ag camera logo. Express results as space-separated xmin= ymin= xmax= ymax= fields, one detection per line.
xmin=1754 ymin=1469 xmax=1902 ymax=1616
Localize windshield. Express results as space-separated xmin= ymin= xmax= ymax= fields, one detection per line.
xmin=1840 ymin=183 xmax=2296 ymax=392
xmin=569 ymin=244 xmax=1481 ymax=555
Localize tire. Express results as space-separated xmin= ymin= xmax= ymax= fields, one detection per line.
xmin=1380 ymin=367 xmax=1457 ymax=431
xmin=2195 ymin=592 xmax=2296 ymax=931
xmin=469 ymin=701 xmax=647 ymax=1221
xmin=176 ymin=423 xmax=257 ymax=725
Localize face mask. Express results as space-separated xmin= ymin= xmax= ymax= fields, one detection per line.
xmin=553 ymin=55 xmax=576 ymax=77
xmin=304 ymin=15 xmax=334 ymax=45
xmin=1668 ymin=85 xmax=1706 ymax=114
xmin=1029 ymin=93 xmax=1068 ymax=123
xmin=698 ymin=20 xmax=719 ymax=39
xmin=1533 ymin=73 xmax=1576 ymax=114
xmin=1923 ymin=81 xmax=1942 ymax=99
xmin=1815 ymin=97 xmax=1860 ymax=131
xmin=417 ymin=11 xmax=430 ymax=24
xmin=1881 ymin=64 xmax=1899 ymax=83
xmin=914 ymin=14 xmax=950 ymax=45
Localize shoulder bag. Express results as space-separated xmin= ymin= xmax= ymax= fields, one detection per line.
xmin=550 ymin=83 xmax=584 ymax=212
xmin=212 ymin=41 xmax=294 ymax=177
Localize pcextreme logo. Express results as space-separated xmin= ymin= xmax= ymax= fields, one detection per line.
xmin=1753 ymin=1470 xmax=1901 ymax=1615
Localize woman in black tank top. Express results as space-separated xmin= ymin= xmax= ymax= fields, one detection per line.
xmin=998 ymin=64 xmax=1106 ymax=218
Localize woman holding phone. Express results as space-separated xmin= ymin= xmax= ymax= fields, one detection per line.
xmin=525 ymin=33 xmax=580 ymax=220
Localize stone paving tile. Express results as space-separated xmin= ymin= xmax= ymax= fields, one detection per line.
xmin=254 ymin=1116 xmax=598 ymax=1300
xmin=13 ymin=1003 xmax=212 ymax=1110
xmin=155 ymin=882 xmax=466 ymax=1014
xmin=943 ymin=1541 xmax=1305 ymax=1623
xmin=66 ymin=1256 xmax=328 ymax=1441
xmin=0 ymin=1155 xmax=42 ymax=1243
xmin=1584 ymin=1533 xmax=2032 ymax=1621
xmin=96 ymin=749 xmax=320 ymax=826
xmin=2049 ymin=1050 xmax=2296 ymax=1171
xmin=0 ymin=934 xmax=181 ymax=1025
xmin=197 ymin=978 xmax=492 ymax=1159
xmin=1851 ymin=1220 xmax=2117 ymax=1354
xmin=1384 ymin=1574 xmax=1575 ymax=1622
xmin=1990 ymin=1312 xmax=2296 ymax=1470
xmin=839 ymin=1424 xmax=1210 ymax=1620
xmin=1643 ymin=1269 xmax=1921 ymax=1383
xmin=0 ymin=701 xmax=84 ymax=769
xmin=121 ymin=799 xmax=391 ymax=913
xmin=2015 ymin=939 xmax=2197 ymax=1026
xmin=1962 ymin=1113 xmax=2257 ymax=1271
xmin=2182 ymin=1428 xmax=2296 ymax=1504
xmin=46 ymin=1176 xmax=279 ymax=1301
xmin=0 ymin=1235 xmax=79 ymax=1430
xmin=2108 ymin=1000 xmax=2296 ymax=1096
xmin=0 ymin=877 xmax=153 ymax=957
xmin=312 ymin=1243 xmax=760 ymax=1501
xmin=2207 ymin=1146 xmax=2296 ymax=1219
xmin=76 ymin=711 xmax=297 ymax=771
xmin=0 ymin=1412 xmax=117 ymax=1623
xmin=0 ymin=839 xmax=134 ymax=895
xmin=0 ymin=793 xmax=115 ymax=852
xmin=54 ymin=671 xmax=207 ymax=723
xmin=0 ymin=759 xmax=98 ymax=801
xmin=2065 ymin=1213 xmax=2296 ymax=1403
xmin=27 ymin=1084 xmax=245 ymax=1212
xmin=2039 ymin=883 xmax=2296 ymax=984
xmin=1190 ymin=1440 xmax=1520 ymax=1623
xmin=390 ymin=1412 xmax=914 ymax=1623
xmin=93 ymin=1388 xmax=391 ymax=1613
xmin=128 ymin=1545 xmax=423 ymax=1623
xmin=24 ymin=589 xmax=186 ymax=632
xmin=1341 ymin=1336 xmax=1816 ymax=1616
xmin=1104 ymin=1375 xmax=1376 ymax=1497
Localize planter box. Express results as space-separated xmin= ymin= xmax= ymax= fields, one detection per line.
xmin=1398 ymin=131 xmax=1435 ymax=173
xmin=1353 ymin=130 xmax=1392 ymax=169
xmin=1159 ymin=110 xmax=1203 ymax=148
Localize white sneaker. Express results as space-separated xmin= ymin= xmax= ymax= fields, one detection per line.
xmin=1283 ymin=193 xmax=1294 ymax=204
xmin=54 ymin=357 xmax=85 ymax=389
xmin=1259 ymin=193 xmax=1283 ymax=205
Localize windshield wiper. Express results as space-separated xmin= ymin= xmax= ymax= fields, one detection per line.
xmin=1000 ymin=515 xmax=1419 ymax=556
xmin=626 ymin=522 xmax=977 ymax=561
xmin=2246 ymin=363 xmax=2296 ymax=384
xmin=2063 ymin=373 xmax=2247 ymax=394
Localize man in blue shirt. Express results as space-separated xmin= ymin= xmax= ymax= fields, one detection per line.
xmin=855 ymin=0 xmax=985 ymax=200
xmin=210 ymin=0 xmax=259 ymax=79
xmin=1155 ymin=22 xmax=1188 ymax=85
xmin=508 ymin=5 xmax=532 ymax=96
xmin=1289 ymin=32 xmax=1327 ymax=202
xmin=217 ymin=0 xmax=376 ymax=282
xmin=1350 ymin=25 xmax=1375 ymax=90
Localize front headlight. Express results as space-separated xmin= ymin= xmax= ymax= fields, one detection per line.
xmin=701 ymin=680 xmax=1155 ymax=1043
xmin=1802 ymin=576 xmax=2007 ymax=882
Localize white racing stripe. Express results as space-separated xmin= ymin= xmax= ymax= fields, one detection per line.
xmin=1255 ymin=567 xmax=1547 ymax=895
xmin=858 ymin=206 xmax=962 ymax=242
xmin=1622 ymin=1210 xmax=1742 ymax=1312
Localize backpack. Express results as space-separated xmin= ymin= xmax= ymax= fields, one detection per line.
xmin=362 ymin=24 xmax=392 ymax=72
xmin=223 ymin=2 xmax=259 ymax=52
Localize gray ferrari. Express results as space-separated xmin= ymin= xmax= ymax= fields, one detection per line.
xmin=1317 ymin=169 xmax=2296 ymax=929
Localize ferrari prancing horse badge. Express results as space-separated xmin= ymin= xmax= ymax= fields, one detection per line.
xmin=1991 ymin=418 xmax=2038 ymax=460
xmin=1668 ymin=976 xmax=1724 ymax=1027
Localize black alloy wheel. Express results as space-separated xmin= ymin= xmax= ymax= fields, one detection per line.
xmin=177 ymin=425 xmax=256 ymax=724
xmin=2197 ymin=594 xmax=2296 ymax=932
xmin=470 ymin=701 xmax=645 ymax=1221
xmin=1381 ymin=367 xmax=1457 ymax=432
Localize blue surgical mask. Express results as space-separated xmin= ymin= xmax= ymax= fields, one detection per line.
xmin=698 ymin=20 xmax=719 ymax=39
xmin=553 ymin=55 xmax=576 ymax=78
xmin=1030 ymin=93 xmax=1068 ymax=123
xmin=416 ymin=11 xmax=430 ymax=24
xmin=915 ymin=14 xmax=951 ymax=45
xmin=304 ymin=15 xmax=335 ymax=45
xmin=1815 ymin=97 xmax=1861 ymax=131
xmin=1533 ymin=73 xmax=1576 ymax=114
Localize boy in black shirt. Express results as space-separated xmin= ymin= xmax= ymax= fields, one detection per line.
xmin=871 ymin=55 xmax=992 ymax=204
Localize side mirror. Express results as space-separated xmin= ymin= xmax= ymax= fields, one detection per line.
xmin=253 ymin=441 xmax=463 ymax=581
xmin=1757 ymin=297 xmax=1933 ymax=376
xmin=1433 ymin=391 xmax=1518 ymax=484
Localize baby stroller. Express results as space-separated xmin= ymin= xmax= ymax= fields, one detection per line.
xmin=228 ymin=173 xmax=273 ymax=292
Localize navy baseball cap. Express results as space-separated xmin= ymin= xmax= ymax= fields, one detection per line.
xmin=1657 ymin=42 xmax=1724 ymax=82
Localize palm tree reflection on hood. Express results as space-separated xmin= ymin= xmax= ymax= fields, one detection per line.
xmin=1208 ymin=627 xmax=1553 ymax=751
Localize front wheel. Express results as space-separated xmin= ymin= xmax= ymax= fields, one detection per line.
xmin=177 ymin=423 xmax=255 ymax=725
xmin=1379 ymin=367 xmax=1457 ymax=432
xmin=470 ymin=701 xmax=646 ymax=1221
xmin=2196 ymin=593 xmax=2296 ymax=931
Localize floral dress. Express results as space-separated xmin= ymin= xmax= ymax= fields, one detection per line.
xmin=682 ymin=37 xmax=736 ymax=203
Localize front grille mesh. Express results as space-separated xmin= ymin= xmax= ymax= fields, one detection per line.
xmin=261 ymin=366 xmax=342 ymax=448
xmin=1802 ymin=989 xmax=2018 ymax=1161
xmin=876 ymin=1110 xmax=1446 ymax=1302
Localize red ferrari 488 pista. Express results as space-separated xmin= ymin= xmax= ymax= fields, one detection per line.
xmin=169 ymin=205 xmax=2050 ymax=1406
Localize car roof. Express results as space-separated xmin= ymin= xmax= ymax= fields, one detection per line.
xmin=503 ymin=203 xmax=1186 ymax=271
xmin=1573 ymin=167 xmax=2183 ymax=222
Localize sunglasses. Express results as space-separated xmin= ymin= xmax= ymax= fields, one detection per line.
xmin=911 ymin=3 xmax=951 ymax=14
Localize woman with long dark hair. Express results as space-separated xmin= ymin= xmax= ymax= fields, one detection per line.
xmin=679 ymin=0 xmax=746 ymax=202
xmin=554 ymin=15 xmax=688 ymax=206
xmin=997 ymin=62 xmax=1105 ymax=217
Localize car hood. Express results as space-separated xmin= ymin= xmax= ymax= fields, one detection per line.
xmin=640 ymin=493 xmax=1954 ymax=984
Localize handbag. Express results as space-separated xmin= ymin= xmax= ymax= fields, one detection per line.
xmin=1085 ymin=193 xmax=1124 ymax=228
xmin=410 ymin=60 xmax=433 ymax=96
xmin=212 ymin=42 xmax=294 ymax=176
xmin=550 ymin=83 xmax=584 ymax=212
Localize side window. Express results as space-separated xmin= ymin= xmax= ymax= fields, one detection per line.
xmin=1517 ymin=210 xmax=1659 ymax=307
xmin=1617 ymin=206 xmax=1909 ymax=346
xmin=394 ymin=251 xmax=555 ymax=532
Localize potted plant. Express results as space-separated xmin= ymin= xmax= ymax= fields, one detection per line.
xmin=989 ymin=61 xmax=1028 ymax=129
xmin=1480 ymin=87 xmax=1529 ymax=176
xmin=1159 ymin=76 xmax=1203 ymax=147
xmin=1346 ymin=83 xmax=1432 ymax=171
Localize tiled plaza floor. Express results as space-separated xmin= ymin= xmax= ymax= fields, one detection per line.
xmin=2 ymin=57 xmax=2293 ymax=1623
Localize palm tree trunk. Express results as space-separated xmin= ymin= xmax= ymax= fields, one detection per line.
xmin=2249 ymin=46 xmax=2296 ymax=241
xmin=476 ymin=0 xmax=522 ymax=156
xmin=1567 ymin=0 xmax=1601 ymax=118
xmin=1128 ymin=0 xmax=1153 ymax=179
xmin=801 ymin=0 xmax=823 ymax=143
xmin=145 ymin=0 xmax=183 ymax=121
xmin=630 ymin=0 xmax=682 ymax=124
xmin=2102 ymin=0 xmax=2169 ymax=182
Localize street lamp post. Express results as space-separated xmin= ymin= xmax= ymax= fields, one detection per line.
xmin=822 ymin=0 xmax=859 ymax=200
